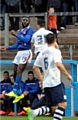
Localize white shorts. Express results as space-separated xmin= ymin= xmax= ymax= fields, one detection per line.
xmin=13 ymin=50 xmax=32 ymax=65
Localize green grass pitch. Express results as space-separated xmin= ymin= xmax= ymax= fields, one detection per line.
xmin=0 ymin=116 xmax=78 ymax=120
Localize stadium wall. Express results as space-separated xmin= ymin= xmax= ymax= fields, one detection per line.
xmin=0 ymin=60 xmax=78 ymax=116
xmin=0 ymin=60 xmax=71 ymax=87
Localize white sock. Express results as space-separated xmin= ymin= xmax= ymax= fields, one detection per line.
xmin=32 ymin=106 xmax=50 ymax=117
xmin=32 ymin=108 xmax=40 ymax=117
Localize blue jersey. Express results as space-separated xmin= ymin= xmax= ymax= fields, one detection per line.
xmin=0 ymin=83 xmax=12 ymax=94
xmin=8 ymin=26 xmax=34 ymax=50
xmin=24 ymin=77 xmax=39 ymax=94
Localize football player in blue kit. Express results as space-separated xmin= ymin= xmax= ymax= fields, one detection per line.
xmin=0 ymin=17 xmax=34 ymax=103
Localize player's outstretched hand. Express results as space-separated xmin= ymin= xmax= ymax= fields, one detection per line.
xmin=0 ymin=46 xmax=8 ymax=51
xmin=67 ymin=74 xmax=72 ymax=81
xmin=11 ymin=30 xmax=16 ymax=36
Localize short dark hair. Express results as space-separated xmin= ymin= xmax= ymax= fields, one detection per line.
xmin=22 ymin=16 xmax=30 ymax=19
xmin=37 ymin=19 xmax=45 ymax=27
xmin=28 ymin=71 xmax=34 ymax=75
xmin=3 ymin=71 xmax=9 ymax=76
xmin=46 ymin=33 xmax=56 ymax=44
xmin=10 ymin=74 xmax=14 ymax=77
xmin=22 ymin=16 xmax=30 ymax=21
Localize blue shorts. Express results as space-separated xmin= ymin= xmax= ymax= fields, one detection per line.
xmin=44 ymin=83 xmax=66 ymax=106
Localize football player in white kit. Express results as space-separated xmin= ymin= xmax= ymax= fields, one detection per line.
xmin=31 ymin=19 xmax=59 ymax=73
xmin=31 ymin=19 xmax=58 ymax=56
xmin=24 ymin=33 xmax=72 ymax=120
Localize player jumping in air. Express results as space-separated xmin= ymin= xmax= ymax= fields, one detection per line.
xmin=0 ymin=17 xmax=34 ymax=103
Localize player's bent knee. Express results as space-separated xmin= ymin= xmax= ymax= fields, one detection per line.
xmin=51 ymin=106 xmax=58 ymax=113
xmin=58 ymin=101 xmax=67 ymax=109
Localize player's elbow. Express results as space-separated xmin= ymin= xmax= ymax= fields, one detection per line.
xmin=56 ymin=62 xmax=62 ymax=69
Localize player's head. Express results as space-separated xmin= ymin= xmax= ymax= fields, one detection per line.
xmin=48 ymin=7 xmax=55 ymax=14
xmin=46 ymin=33 xmax=56 ymax=45
xmin=3 ymin=71 xmax=9 ymax=80
xmin=28 ymin=71 xmax=34 ymax=80
xmin=22 ymin=16 xmax=30 ymax=28
xmin=37 ymin=19 xmax=45 ymax=29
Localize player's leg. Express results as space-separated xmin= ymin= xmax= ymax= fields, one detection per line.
xmin=52 ymin=83 xmax=67 ymax=120
xmin=6 ymin=50 xmax=32 ymax=101
xmin=13 ymin=63 xmax=27 ymax=95
xmin=13 ymin=64 xmax=18 ymax=79
xmin=13 ymin=50 xmax=32 ymax=101
xmin=5 ymin=54 xmax=19 ymax=97
xmin=53 ymin=101 xmax=67 ymax=120
xmin=13 ymin=50 xmax=32 ymax=95
xmin=12 ymin=63 xmax=27 ymax=103
xmin=23 ymin=106 xmax=50 ymax=120
xmin=23 ymin=88 xmax=52 ymax=120
xmin=5 ymin=64 xmax=27 ymax=98
xmin=31 ymin=96 xmax=46 ymax=109
xmin=27 ymin=83 xmax=67 ymax=120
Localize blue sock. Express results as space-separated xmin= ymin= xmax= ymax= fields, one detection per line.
xmin=15 ymin=76 xmax=22 ymax=83
xmin=13 ymin=76 xmax=22 ymax=95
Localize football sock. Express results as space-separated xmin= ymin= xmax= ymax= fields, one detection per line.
xmin=32 ymin=106 xmax=50 ymax=116
xmin=13 ymin=76 xmax=22 ymax=95
xmin=13 ymin=76 xmax=22 ymax=88
xmin=53 ymin=107 xmax=65 ymax=120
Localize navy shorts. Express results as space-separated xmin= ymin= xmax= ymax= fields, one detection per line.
xmin=44 ymin=83 xmax=66 ymax=107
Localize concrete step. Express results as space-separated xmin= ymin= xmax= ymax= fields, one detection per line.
xmin=60 ymin=29 xmax=78 ymax=33
xmin=0 ymin=31 xmax=16 ymax=45
xmin=58 ymin=39 xmax=78 ymax=45
xmin=0 ymin=37 xmax=16 ymax=46
xmin=0 ymin=33 xmax=78 ymax=46
xmin=58 ymin=34 xmax=78 ymax=45
xmin=73 ymin=49 xmax=78 ymax=59
xmin=0 ymin=48 xmax=70 ymax=60
xmin=62 ymin=55 xmax=70 ymax=59
xmin=73 ymin=49 xmax=78 ymax=53
xmin=60 ymin=48 xmax=69 ymax=52
xmin=66 ymin=25 xmax=78 ymax=29
xmin=1 ymin=50 xmax=78 ymax=60
xmin=0 ymin=50 xmax=17 ymax=60
xmin=72 ymin=56 xmax=78 ymax=60
xmin=58 ymin=33 xmax=78 ymax=37
xmin=60 ymin=48 xmax=70 ymax=59
xmin=0 ymin=50 xmax=36 ymax=60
